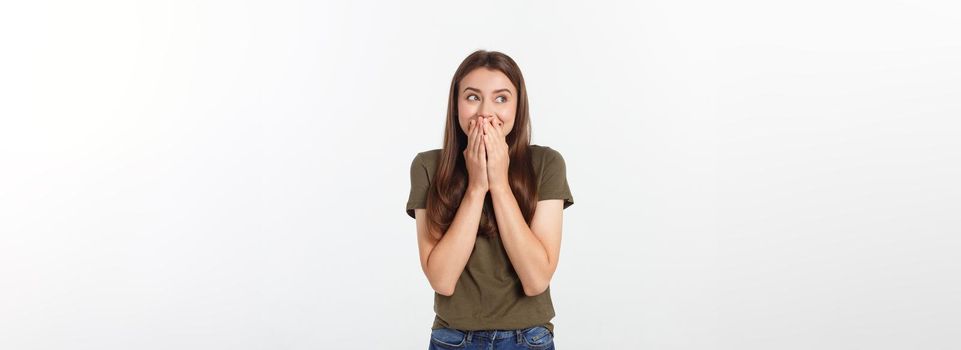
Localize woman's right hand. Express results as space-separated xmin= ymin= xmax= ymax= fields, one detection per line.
xmin=463 ymin=117 xmax=489 ymax=194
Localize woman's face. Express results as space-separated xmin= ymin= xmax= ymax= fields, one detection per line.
xmin=457 ymin=67 xmax=517 ymax=137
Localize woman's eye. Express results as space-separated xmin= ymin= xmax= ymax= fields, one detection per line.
xmin=495 ymin=96 xmax=507 ymax=103
xmin=466 ymin=94 xmax=479 ymax=101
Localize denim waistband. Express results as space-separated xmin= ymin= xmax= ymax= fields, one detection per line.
xmin=455 ymin=326 xmax=538 ymax=342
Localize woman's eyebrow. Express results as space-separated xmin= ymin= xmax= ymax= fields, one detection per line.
xmin=463 ymin=86 xmax=513 ymax=95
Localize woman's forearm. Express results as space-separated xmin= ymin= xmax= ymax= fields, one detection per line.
xmin=489 ymin=185 xmax=551 ymax=296
xmin=425 ymin=188 xmax=487 ymax=295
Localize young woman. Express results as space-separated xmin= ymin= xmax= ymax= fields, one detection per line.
xmin=406 ymin=50 xmax=574 ymax=350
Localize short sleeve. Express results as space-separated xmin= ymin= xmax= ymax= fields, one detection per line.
xmin=538 ymin=148 xmax=574 ymax=209
xmin=406 ymin=152 xmax=430 ymax=219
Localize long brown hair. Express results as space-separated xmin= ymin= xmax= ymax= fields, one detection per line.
xmin=426 ymin=50 xmax=538 ymax=239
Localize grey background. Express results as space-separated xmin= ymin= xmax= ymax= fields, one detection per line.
xmin=1 ymin=0 xmax=959 ymax=349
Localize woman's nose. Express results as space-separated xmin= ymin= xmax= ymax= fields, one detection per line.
xmin=479 ymin=101 xmax=497 ymax=116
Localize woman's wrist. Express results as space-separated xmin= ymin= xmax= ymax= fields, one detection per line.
xmin=465 ymin=186 xmax=488 ymax=200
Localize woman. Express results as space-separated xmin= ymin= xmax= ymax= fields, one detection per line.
xmin=406 ymin=49 xmax=574 ymax=350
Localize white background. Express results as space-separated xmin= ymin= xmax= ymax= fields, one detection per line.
xmin=1 ymin=0 xmax=959 ymax=349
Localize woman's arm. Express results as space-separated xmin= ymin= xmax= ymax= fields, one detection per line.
xmin=489 ymin=185 xmax=564 ymax=296
xmin=415 ymin=188 xmax=487 ymax=296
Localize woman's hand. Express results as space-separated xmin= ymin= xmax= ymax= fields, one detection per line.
xmin=463 ymin=117 xmax=489 ymax=194
xmin=483 ymin=116 xmax=510 ymax=191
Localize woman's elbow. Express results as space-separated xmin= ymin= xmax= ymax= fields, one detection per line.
xmin=433 ymin=284 xmax=455 ymax=296
xmin=523 ymin=283 xmax=549 ymax=296
xmin=429 ymin=278 xmax=456 ymax=296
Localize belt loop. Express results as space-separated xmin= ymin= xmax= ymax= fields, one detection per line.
xmin=516 ymin=329 xmax=523 ymax=344
xmin=466 ymin=330 xmax=473 ymax=343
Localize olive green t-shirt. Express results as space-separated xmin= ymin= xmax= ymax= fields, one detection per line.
xmin=405 ymin=144 xmax=574 ymax=333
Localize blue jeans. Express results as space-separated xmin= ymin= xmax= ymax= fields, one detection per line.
xmin=428 ymin=325 xmax=555 ymax=350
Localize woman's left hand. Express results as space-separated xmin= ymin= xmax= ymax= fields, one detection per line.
xmin=482 ymin=116 xmax=510 ymax=191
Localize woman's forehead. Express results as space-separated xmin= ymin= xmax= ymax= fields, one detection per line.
xmin=460 ymin=68 xmax=514 ymax=93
